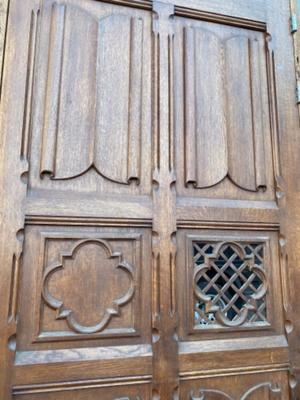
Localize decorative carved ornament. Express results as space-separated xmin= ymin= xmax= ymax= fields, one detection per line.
xmin=193 ymin=241 xmax=268 ymax=328
xmin=40 ymin=3 xmax=143 ymax=184
xmin=190 ymin=382 xmax=281 ymax=399
xmin=184 ymin=28 xmax=267 ymax=192
xmin=42 ymin=239 xmax=135 ymax=334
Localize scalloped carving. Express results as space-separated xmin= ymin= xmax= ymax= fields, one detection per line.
xmin=42 ymin=239 xmax=135 ymax=334
xmin=190 ymin=382 xmax=282 ymax=399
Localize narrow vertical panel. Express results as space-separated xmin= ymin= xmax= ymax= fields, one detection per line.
xmin=184 ymin=27 xmax=197 ymax=185
xmin=0 ymin=0 xmax=9 ymax=98
xmin=225 ymin=36 xmax=256 ymax=191
xmin=54 ymin=6 xmax=98 ymax=179
xmin=266 ymin=39 xmax=283 ymax=197
xmin=127 ymin=17 xmax=143 ymax=182
xmin=250 ymin=39 xmax=267 ymax=190
xmin=194 ymin=28 xmax=227 ymax=188
xmin=95 ymin=14 xmax=132 ymax=184
xmin=21 ymin=10 xmax=38 ymax=162
xmin=40 ymin=3 xmax=65 ymax=177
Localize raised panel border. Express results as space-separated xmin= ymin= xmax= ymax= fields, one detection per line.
xmin=86 ymin=0 xmax=267 ymax=30
xmin=186 ymin=233 xmax=273 ymax=334
xmin=176 ymin=228 xmax=284 ymax=342
xmin=29 ymin=230 xmax=144 ymax=343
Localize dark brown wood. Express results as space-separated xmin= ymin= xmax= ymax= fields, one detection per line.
xmin=0 ymin=0 xmax=300 ymax=399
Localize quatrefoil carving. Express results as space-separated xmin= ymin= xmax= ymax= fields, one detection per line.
xmin=42 ymin=239 xmax=135 ymax=334
xmin=193 ymin=241 xmax=268 ymax=328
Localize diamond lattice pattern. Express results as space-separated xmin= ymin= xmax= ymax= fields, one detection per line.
xmin=193 ymin=242 xmax=268 ymax=328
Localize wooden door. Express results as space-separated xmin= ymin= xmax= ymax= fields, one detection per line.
xmin=1 ymin=0 xmax=300 ymax=399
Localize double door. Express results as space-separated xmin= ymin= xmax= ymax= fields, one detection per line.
xmin=0 ymin=0 xmax=299 ymax=398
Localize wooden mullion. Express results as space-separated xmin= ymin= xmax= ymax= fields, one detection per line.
xmin=151 ymin=2 xmax=179 ymax=398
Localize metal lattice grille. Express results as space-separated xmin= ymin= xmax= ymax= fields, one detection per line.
xmin=193 ymin=241 xmax=268 ymax=329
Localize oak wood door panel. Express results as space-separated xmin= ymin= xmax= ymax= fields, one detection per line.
xmin=173 ymin=17 xmax=274 ymax=200
xmin=171 ymin=0 xmax=294 ymax=394
xmin=1 ymin=0 xmax=300 ymax=398
xmin=30 ymin=0 xmax=152 ymax=196
xmin=177 ymin=229 xmax=283 ymax=341
xmin=0 ymin=0 xmax=154 ymax=398
xmin=17 ymin=226 xmax=151 ymax=348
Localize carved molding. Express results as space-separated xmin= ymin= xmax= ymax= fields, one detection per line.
xmin=266 ymin=35 xmax=284 ymax=202
xmin=42 ymin=239 xmax=135 ymax=334
xmin=290 ymin=0 xmax=300 ymax=122
xmin=151 ymin=1 xmax=179 ymax=397
xmin=184 ymin=28 xmax=267 ymax=192
xmin=21 ymin=8 xmax=39 ymax=171
xmin=190 ymin=382 xmax=282 ymax=399
xmin=40 ymin=4 xmax=143 ymax=184
xmin=0 ymin=0 xmax=8 ymax=96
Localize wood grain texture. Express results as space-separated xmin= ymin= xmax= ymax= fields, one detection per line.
xmin=182 ymin=371 xmax=288 ymax=399
xmin=0 ymin=0 xmax=8 ymax=96
xmin=151 ymin=2 xmax=178 ymax=397
xmin=182 ymin=27 xmax=267 ymax=192
xmin=40 ymin=5 xmax=143 ymax=184
xmin=0 ymin=0 xmax=300 ymax=399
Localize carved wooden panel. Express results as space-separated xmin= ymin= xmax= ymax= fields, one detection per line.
xmin=180 ymin=372 xmax=289 ymax=400
xmin=177 ymin=229 xmax=284 ymax=339
xmin=193 ymin=241 xmax=268 ymax=329
xmin=17 ymin=225 xmax=151 ymax=348
xmin=42 ymin=239 xmax=135 ymax=335
xmin=174 ymin=18 xmax=277 ymax=200
xmin=0 ymin=0 xmax=297 ymax=397
xmin=28 ymin=0 xmax=152 ymax=194
xmin=40 ymin=3 xmax=142 ymax=183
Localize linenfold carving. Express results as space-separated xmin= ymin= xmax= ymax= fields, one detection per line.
xmin=184 ymin=27 xmax=267 ymax=192
xmin=190 ymin=382 xmax=281 ymax=399
xmin=42 ymin=239 xmax=135 ymax=334
xmin=40 ymin=4 xmax=143 ymax=184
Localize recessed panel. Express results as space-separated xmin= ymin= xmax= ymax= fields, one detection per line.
xmin=17 ymin=225 xmax=151 ymax=349
xmin=177 ymin=229 xmax=283 ymax=340
xmin=27 ymin=0 xmax=152 ymax=195
xmin=173 ymin=16 xmax=277 ymax=200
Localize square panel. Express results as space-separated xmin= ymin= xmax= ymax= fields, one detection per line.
xmin=17 ymin=225 xmax=151 ymax=349
xmin=192 ymin=240 xmax=268 ymax=329
xmin=177 ymin=229 xmax=284 ymax=340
